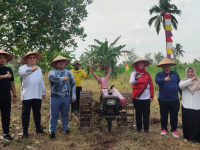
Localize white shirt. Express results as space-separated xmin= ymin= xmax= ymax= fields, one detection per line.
xmin=179 ymin=79 xmax=200 ymax=110
xmin=19 ymin=64 xmax=46 ymax=101
xmin=129 ymin=71 xmax=150 ymax=100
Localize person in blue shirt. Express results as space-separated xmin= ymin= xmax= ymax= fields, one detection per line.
xmin=155 ymin=57 xmax=181 ymax=138
xmin=48 ymin=55 xmax=76 ymax=140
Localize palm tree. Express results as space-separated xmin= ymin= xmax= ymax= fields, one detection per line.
xmin=84 ymin=35 xmax=129 ymax=77
xmin=148 ymin=0 xmax=182 ymax=34
xmin=172 ymin=43 xmax=185 ymax=60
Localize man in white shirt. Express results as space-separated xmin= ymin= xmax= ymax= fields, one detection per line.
xmin=18 ymin=51 xmax=46 ymax=139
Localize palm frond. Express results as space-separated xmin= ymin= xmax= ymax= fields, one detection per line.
xmin=88 ymin=45 xmax=100 ymax=50
xmin=170 ymin=14 xmax=178 ymax=24
xmin=154 ymin=16 xmax=162 ymax=34
xmin=148 ymin=15 xmax=159 ymax=27
xmin=149 ymin=5 xmax=161 ymax=15
xmin=94 ymin=39 xmax=103 ymax=45
xmin=171 ymin=19 xmax=177 ymax=30
xmin=109 ymin=35 xmax=121 ymax=49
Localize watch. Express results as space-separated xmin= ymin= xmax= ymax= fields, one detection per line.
xmin=13 ymin=95 xmax=17 ymax=98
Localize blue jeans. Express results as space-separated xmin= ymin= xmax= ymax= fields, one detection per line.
xmin=49 ymin=96 xmax=70 ymax=133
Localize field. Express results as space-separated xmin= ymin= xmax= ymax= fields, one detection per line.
xmin=0 ymin=64 xmax=200 ymax=150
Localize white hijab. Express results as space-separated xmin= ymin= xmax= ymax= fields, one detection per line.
xmin=182 ymin=67 xmax=200 ymax=95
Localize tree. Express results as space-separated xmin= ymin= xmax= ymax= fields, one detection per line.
xmin=126 ymin=48 xmax=138 ymax=63
xmin=148 ymin=0 xmax=181 ymax=35
xmin=154 ymin=51 xmax=164 ymax=64
xmin=0 ymin=0 xmax=93 ymax=58
xmin=144 ymin=52 xmax=153 ymax=64
xmin=172 ymin=43 xmax=185 ymax=60
xmin=193 ymin=57 xmax=200 ymax=64
xmin=84 ymin=36 xmax=129 ymax=78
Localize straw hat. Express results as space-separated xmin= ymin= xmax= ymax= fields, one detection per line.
xmin=50 ymin=55 xmax=70 ymax=67
xmin=131 ymin=57 xmax=150 ymax=68
xmin=0 ymin=49 xmax=13 ymax=62
xmin=156 ymin=57 xmax=176 ymax=67
xmin=72 ymin=60 xmax=81 ymax=66
xmin=21 ymin=51 xmax=42 ymax=64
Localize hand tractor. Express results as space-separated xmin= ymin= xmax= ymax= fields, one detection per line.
xmin=79 ymin=66 xmax=134 ymax=132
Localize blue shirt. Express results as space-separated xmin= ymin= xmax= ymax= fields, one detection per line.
xmin=155 ymin=71 xmax=182 ymax=101
xmin=48 ymin=69 xmax=76 ymax=99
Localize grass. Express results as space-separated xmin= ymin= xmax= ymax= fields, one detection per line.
xmin=0 ymin=65 xmax=200 ymax=150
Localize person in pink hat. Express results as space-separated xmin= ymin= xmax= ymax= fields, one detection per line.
xmin=0 ymin=50 xmax=17 ymax=141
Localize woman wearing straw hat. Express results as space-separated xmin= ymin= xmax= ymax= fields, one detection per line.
xmin=0 ymin=50 xmax=17 ymax=141
xmin=48 ymin=55 xmax=76 ymax=140
xmin=129 ymin=57 xmax=154 ymax=134
xmin=18 ymin=51 xmax=46 ymax=139
xmin=155 ymin=57 xmax=181 ymax=138
xmin=179 ymin=67 xmax=200 ymax=143
xmin=70 ymin=60 xmax=89 ymax=114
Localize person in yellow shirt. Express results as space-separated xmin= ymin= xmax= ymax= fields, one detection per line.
xmin=71 ymin=60 xmax=89 ymax=113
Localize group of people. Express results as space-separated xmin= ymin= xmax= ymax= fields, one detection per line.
xmin=0 ymin=50 xmax=88 ymax=141
xmin=0 ymin=49 xmax=199 ymax=143
xmin=130 ymin=57 xmax=200 ymax=143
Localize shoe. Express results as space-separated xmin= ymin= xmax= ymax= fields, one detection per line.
xmin=36 ymin=129 xmax=45 ymax=134
xmin=3 ymin=134 xmax=14 ymax=141
xmin=22 ymin=133 xmax=28 ymax=139
xmin=136 ymin=130 xmax=141 ymax=133
xmin=65 ymin=130 xmax=70 ymax=135
xmin=50 ymin=132 xmax=56 ymax=140
xmin=144 ymin=130 xmax=150 ymax=135
xmin=171 ymin=131 xmax=179 ymax=138
xmin=161 ymin=129 xmax=167 ymax=136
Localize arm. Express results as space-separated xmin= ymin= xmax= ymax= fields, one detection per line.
xmin=148 ymin=73 xmax=154 ymax=98
xmin=155 ymin=73 xmax=165 ymax=85
xmin=129 ymin=72 xmax=137 ymax=85
xmin=18 ymin=65 xmax=33 ymax=77
xmin=177 ymin=74 xmax=182 ymax=95
xmin=48 ymin=71 xmax=64 ymax=83
xmin=11 ymin=81 xmax=17 ymax=104
xmin=82 ymin=70 xmax=89 ymax=79
xmin=179 ymin=79 xmax=192 ymax=90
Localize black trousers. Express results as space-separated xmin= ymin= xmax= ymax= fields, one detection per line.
xmin=133 ymin=99 xmax=150 ymax=131
xmin=0 ymin=102 xmax=11 ymax=134
xmin=71 ymin=87 xmax=82 ymax=113
xmin=182 ymin=106 xmax=200 ymax=142
xmin=158 ymin=100 xmax=180 ymax=132
xmin=22 ymin=99 xmax=42 ymax=134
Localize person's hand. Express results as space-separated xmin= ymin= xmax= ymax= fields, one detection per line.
xmin=4 ymin=73 xmax=12 ymax=78
xmin=150 ymin=98 xmax=154 ymax=102
xmin=165 ymin=76 xmax=170 ymax=81
xmin=180 ymin=96 xmax=182 ymax=100
xmin=12 ymin=97 xmax=17 ymax=104
xmin=64 ymin=76 xmax=69 ymax=81
xmin=137 ymin=74 xmax=142 ymax=79
xmin=42 ymin=95 xmax=46 ymax=101
xmin=32 ymin=66 xmax=38 ymax=72
xmin=71 ymin=98 xmax=76 ymax=103
xmin=87 ymin=68 xmax=90 ymax=73
xmin=192 ymin=77 xmax=197 ymax=81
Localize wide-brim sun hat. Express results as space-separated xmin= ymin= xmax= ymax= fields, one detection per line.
xmin=131 ymin=57 xmax=150 ymax=68
xmin=21 ymin=51 xmax=42 ymax=64
xmin=72 ymin=60 xmax=81 ymax=66
xmin=50 ymin=55 xmax=71 ymax=67
xmin=0 ymin=49 xmax=13 ymax=62
xmin=156 ymin=57 xmax=176 ymax=67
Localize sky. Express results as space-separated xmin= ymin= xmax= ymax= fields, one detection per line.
xmin=74 ymin=0 xmax=200 ymax=63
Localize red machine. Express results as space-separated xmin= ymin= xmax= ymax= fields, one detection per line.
xmin=79 ymin=66 xmax=134 ymax=132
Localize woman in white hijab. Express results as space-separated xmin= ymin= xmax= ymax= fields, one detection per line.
xmin=179 ymin=67 xmax=200 ymax=143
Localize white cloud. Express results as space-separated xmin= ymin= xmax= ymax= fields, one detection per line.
xmin=74 ymin=0 xmax=200 ymax=63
